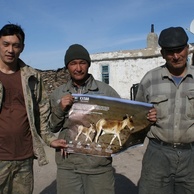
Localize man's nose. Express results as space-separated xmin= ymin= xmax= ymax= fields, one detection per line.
xmin=173 ymin=52 xmax=179 ymax=59
xmin=76 ymin=64 xmax=82 ymax=70
xmin=8 ymin=45 xmax=14 ymax=52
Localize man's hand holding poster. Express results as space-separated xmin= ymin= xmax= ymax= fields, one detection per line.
xmin=65 ymin=94 xmax=153 ymax=157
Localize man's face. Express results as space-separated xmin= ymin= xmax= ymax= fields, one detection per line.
xmin=67 ymin=59 xmax=90 ymax=85
xmin=0 ymin=35 xmax=24 ymax=65
xmin=161 ymin=45 xmax=189 ymax=74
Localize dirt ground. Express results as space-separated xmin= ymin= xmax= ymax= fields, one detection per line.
xmin=33 ymin=138 xmax=148 ymax=194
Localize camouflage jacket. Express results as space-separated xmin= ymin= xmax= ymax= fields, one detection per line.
xmin=0 ymin=59 xmax=57 ymax=166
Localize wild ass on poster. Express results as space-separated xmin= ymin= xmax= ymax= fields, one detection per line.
xmin=75 ymin=123 xmax=95 ymax=142
xmin=95 ymin=115 xmax=134 ymax=146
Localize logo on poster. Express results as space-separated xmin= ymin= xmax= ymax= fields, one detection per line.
xmin=80 ymin=96 xmax=89 ymax=102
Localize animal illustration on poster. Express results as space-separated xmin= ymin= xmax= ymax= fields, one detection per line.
xmin=65 ymin=94 xmax=152 ymax=157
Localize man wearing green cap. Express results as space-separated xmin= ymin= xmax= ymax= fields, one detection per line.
xmin=136 ymin=26 xmax=194 ymax=194
xmin=49 ymin=44 xmax=120 ymax=194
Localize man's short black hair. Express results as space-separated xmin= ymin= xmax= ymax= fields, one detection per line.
xmin=0 ymin=23 xmax=25 ymax=44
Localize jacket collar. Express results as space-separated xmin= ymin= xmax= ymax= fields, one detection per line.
xmin=64 ymin=74 xmax=99 ymax=94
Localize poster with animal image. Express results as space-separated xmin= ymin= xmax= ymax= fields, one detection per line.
xmin=65 ymin=94 xmax=153 ymax=157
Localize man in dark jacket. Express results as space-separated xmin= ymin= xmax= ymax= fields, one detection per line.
xmin=49 ymin=44 xmax=120 ymax=194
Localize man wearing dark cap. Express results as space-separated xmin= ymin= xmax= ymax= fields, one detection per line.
xmin=49 ymin=44 xmax=120 ymax=194
xmin=136 ymin=26 xmax=194 ymax=194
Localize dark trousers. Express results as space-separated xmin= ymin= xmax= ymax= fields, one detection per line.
xmin=57 ymin=168 xmax=115 ymax=194
xmin=138 ymin=139 xmax=194 ymax=194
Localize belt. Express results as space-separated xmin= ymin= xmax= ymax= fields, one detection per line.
xmin=150 ymin=138 xmax=194 ymax=149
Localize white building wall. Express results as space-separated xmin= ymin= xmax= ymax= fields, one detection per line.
xmin=89 ymin=46 xmax=194 ymax=99
xmin=89 ymin=49 xmax=163 ymax=99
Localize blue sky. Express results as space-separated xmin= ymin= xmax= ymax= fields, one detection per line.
xmin=1 ymin=0 xmax=194 ymax=70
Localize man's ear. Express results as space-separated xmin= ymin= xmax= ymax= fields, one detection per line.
xmin=20 ymin=43 xmax=25 ymax=53
xmin=160 ymin=49 xmax=165 ymax=59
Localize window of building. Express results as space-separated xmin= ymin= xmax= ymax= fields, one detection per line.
xmin=102 ymin=65 xmax=109 ymax=84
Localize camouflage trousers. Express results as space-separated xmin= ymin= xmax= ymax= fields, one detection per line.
xmin=0 ymin=157 xmax=34 ymax=194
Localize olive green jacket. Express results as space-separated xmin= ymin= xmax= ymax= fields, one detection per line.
xmin=0 ymin=59 xmax=57 ymax=166
xmin=49 ymin=74 xmax=120 ymax=174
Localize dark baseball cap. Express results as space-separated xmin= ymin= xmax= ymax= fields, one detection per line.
xmin=158 ymin=27 xmax=188 ymax=50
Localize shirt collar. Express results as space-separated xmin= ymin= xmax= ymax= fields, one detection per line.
xmin=161 ymin=63 xmax=194 ymax=79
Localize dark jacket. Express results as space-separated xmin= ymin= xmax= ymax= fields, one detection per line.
xmin=49 ymin=74 xmax=120 ymax=174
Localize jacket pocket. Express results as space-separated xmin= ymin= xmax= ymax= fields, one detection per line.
xmin=185 ymin=91 xmax=194 ymax=119
xmin=150 ymin=95 xmax=168 ymax=120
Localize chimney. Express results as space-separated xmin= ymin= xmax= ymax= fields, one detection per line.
xmin=147 ymin=24 xmax=158 ymax=49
